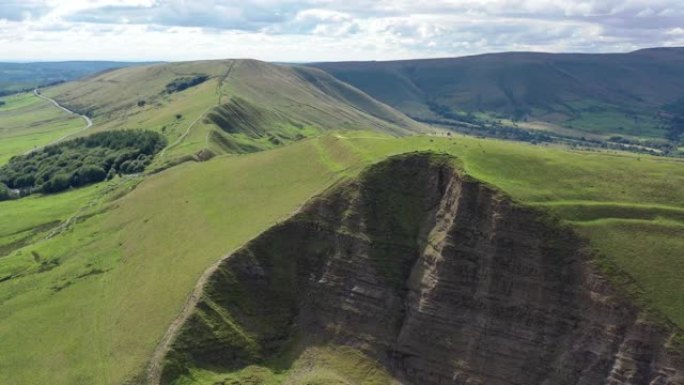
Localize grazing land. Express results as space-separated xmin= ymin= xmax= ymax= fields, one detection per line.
xmin=0 ymin=131 xmax=682 ymax=385
xmin=0 ymin=93 xmax=86 ymax=164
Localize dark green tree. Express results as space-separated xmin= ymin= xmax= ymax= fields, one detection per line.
xmin=42 ymin=173 xmax=71 ymax=193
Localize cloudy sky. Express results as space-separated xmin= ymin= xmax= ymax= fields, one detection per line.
xmin=1 ymin=0 xmax=683 ymax=62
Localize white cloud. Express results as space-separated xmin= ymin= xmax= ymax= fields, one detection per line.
xmin=0 ymin=0 xmax=682 ymax=61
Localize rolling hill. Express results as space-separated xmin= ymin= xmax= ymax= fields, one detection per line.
xmin=1 ymin=51 xmax=684 ymax=385
xmin=43 ymin=60 xmax=427 ymax=161
xmin=311 ymin=47 xmax=684 ymax=139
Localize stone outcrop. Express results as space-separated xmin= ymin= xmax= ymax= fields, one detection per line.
xmin=161 ymin=153 xmax=683 ymax=385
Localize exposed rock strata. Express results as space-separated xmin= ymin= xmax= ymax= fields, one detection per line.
xmin=161 ymin=153 xmax=683 ymax=385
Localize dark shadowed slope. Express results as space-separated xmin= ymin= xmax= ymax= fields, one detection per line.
xmin=159 ymin=153 xmax=683 ymax=385
xmin=311 ymin=48 xmax=684 ymax=138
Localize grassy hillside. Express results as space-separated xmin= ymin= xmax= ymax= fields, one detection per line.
xmin=0 ymin=132 xmax=683 ymax=384
xmin=311 ymin=48 xmax=684 ymax=140
xmin=0 ymin=61 xmax=149 ymax=95
xmin=0 ymin=92 xmax=86 ymax=164
xmin=43 ymin=60 xmax=426 ymax=162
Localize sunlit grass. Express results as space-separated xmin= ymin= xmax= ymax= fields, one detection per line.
xmin=0 ymin=132 xmax=683 ymax=384
xmin=0 ymin=93 xmax=84 ymax=164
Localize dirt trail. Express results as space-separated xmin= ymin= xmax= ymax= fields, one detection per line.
xmin=158 ymin=106 xmax=213 ymax=158
xmin=216 ymin=60 xmax=235 ymax=105
xmin=27 ymin=89 xmax=93 ymax=153
xmin=144 ymin=253 xmax=226 ymax=385
xmin=145 ymin=194 xmax=319 ymax=385
xmin=161 ymin=61 xmax=236 ymax=158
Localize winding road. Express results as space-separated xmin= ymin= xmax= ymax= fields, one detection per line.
xmin=27 ymin=89 xmax=93 ymax=153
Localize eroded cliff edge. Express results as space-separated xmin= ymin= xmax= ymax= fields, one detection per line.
xmin=159 ymin=153 xmax=683 ymax=385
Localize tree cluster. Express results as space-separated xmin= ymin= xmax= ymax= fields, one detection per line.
xmin=165 ymin=75 xmax=209 ymax=94
xmin=0 ymin=130 xmax=166 ymax=198
xmin=426 ymin=101 xmax=480 ymax=125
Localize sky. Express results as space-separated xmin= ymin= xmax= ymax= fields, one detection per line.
xmin=0 ymin=0 xmax=683 ymax=62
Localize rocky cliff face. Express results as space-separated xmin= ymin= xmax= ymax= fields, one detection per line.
xmin=160 ymin=153 xmax=683 ymax=385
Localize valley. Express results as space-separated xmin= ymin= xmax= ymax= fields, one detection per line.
xmin=312 ymin=48 xmax=684 ymax=156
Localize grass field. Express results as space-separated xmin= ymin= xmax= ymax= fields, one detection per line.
xmin=574 ymin=219 xmax=684 ymax=323
xmin=0 ymin=137 xmax=359 ymax=385
xmin=560 ymin=100 xmax=663 ymax=138
xmin=0 ymin=93 xmax=85 ymax=164
xmin=0 ymin=132 xmax=683 ymax=385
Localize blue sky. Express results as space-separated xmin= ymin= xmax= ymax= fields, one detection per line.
xmin=0 ymin=0 xmax=683 ymax=61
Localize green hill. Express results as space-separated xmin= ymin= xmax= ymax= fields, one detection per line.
xmin=44 ymin=60 xmax=427 ymax=161
xmin=159 ymin=152 xmax=683 ymax=385
xmin=1 ymin=132 xmax=683 ymax=385
xmin=2 ymin=53 xmax=684 ymax=385
xmin=311 ymin=48 xmax=684 ymax=140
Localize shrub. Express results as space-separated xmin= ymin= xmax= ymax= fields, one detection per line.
xmin=13 ymin=174 xmax=35 ymax=188
xmin=73 ymin=165 xmax=106 ymax=187
xmin=42 ymin=173 xmax=71 ymax=193
xmin=0 ymin=182 xmax=10 ymax=201
xmin=165 ymin=75 xmax=209 ymax=94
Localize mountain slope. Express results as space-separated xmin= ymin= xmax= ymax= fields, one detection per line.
xmin=160 ymin=153 xmax=683 ymax=385
xmin=311 ymin=48 xmax=684 ymax=138
xmin=43 ymin=59 xmax=427 ymax=159
xmin=1 ymin=133 xmax=683 ymax=385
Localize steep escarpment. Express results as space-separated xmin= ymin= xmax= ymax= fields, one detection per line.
xmin=158 ymin=153 xmax=683 ymax=385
